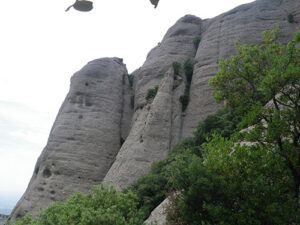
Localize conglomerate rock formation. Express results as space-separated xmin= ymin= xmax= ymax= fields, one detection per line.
xmin=9 ymin=0 xmax=300 ymax=221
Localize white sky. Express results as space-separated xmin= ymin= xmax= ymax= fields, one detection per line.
xmin=0 ymin=0 xmax=254 ymax=212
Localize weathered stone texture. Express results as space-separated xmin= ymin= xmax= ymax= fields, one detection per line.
xmin=9 ymin=58 xmax=129 ymax=220
xmin=145 ymin=198 xmax=169 ymax=225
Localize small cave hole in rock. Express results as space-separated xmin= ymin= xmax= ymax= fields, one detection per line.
xmin=42 ymin=168 xmax=52 ymax=178
xmin=85 ymin=101 xmax=93 ymax=107
xmin=37 ymin=187 xmax=44 ymax=192
xmin=85 ymin=82 xmax=89 ymax=86
xmin=78 ymin=115 xmax=83 ymax=119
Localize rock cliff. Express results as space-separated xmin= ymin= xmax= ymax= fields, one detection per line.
xmin=10 ymin=0 xmax=300 ymax=221
xmin=10 ymin=57 xmax=132 ymax=220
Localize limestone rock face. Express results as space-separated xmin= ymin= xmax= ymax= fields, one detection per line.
xmin=145 ymin=198 xmax=169 ymax=225
xmin=9 ymin=58 xmax=131 ymax=220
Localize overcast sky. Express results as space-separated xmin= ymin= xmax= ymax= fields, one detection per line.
xmin=0 ymin=0 xmax=254 ymax=212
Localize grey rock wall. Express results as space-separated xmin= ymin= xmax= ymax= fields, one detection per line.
xmin=9 ymin=58 xmax=131 ymax=220
xmin=145 ymin=198 xmax=169 ymax=225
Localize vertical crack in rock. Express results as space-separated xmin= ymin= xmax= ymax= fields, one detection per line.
xmin=120 ymin=73 xmax=134 ymax=146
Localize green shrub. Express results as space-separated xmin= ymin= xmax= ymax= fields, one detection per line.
xmin=146 ymin=85 xmax=159 ymax=101
xmin=183 ymin=59 xmax=193 ymax=84
xmin=168 ymin=135 xmax=298 ymax=225
xmin=193 ymin=108 xmax=241 ymax=145
xmin=288 ymin=13 xmax=294 ymax=23
xmin=193 ymin=35 xmax=201 ymax=49
xmin=179 ymin=59 xmax=194 ymax=112
xmin=172 ymin=62 xmax=181 ymax=75
xmin=179 ymin=88 xmax=190 ymax=112
xmin=11 ymin=184 xmax=144 ymax=225
xmin=127 ymin=161 xmax=169 ymax=220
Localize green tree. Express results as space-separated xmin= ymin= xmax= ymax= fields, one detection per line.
xmin=166 ymin=26 xmax=300 ymax=225
xmin=172 ymin=62 xmax=181 ymax=75
xmin=210 ymin=25 xmax=300 ymax=200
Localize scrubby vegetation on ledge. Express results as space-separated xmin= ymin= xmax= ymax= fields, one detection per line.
xmin=172 ymin=62 xmax=181 ymax=75
xmin=10 ymin=26 xmax=300 ymax=225
xmin=145 ymin=85 xmax=159 ymax=102
xmin=179 ymin=58 xmax=194 ymax=112
xmin=193 ymin=35 xmax=201 ymax=50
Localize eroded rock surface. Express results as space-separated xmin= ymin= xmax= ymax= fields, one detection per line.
xmin=145 ymin=198 xmax=169 ymax=225
xmin=9 ymin=58 xmax=131 ymax=220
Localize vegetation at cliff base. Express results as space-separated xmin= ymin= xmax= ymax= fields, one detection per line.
xmin=12 ymin=184 xmax=144 ymax=225
xmin=167 ymin=25 xmax=300 ymax=224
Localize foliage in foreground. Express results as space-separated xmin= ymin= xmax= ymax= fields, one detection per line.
xmin=210 ymin=25 xmax=300 ymax=199
xmin=11 ymin=184 xmax=144 ymax=225
xmin=167 ymin=25 xmax=300 ymax=225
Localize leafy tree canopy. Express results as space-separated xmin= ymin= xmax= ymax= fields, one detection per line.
xmin=10 ymin=184 xmax=144 ymax=225
xmin=210 ymin=25 xmax=300 ymax=199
